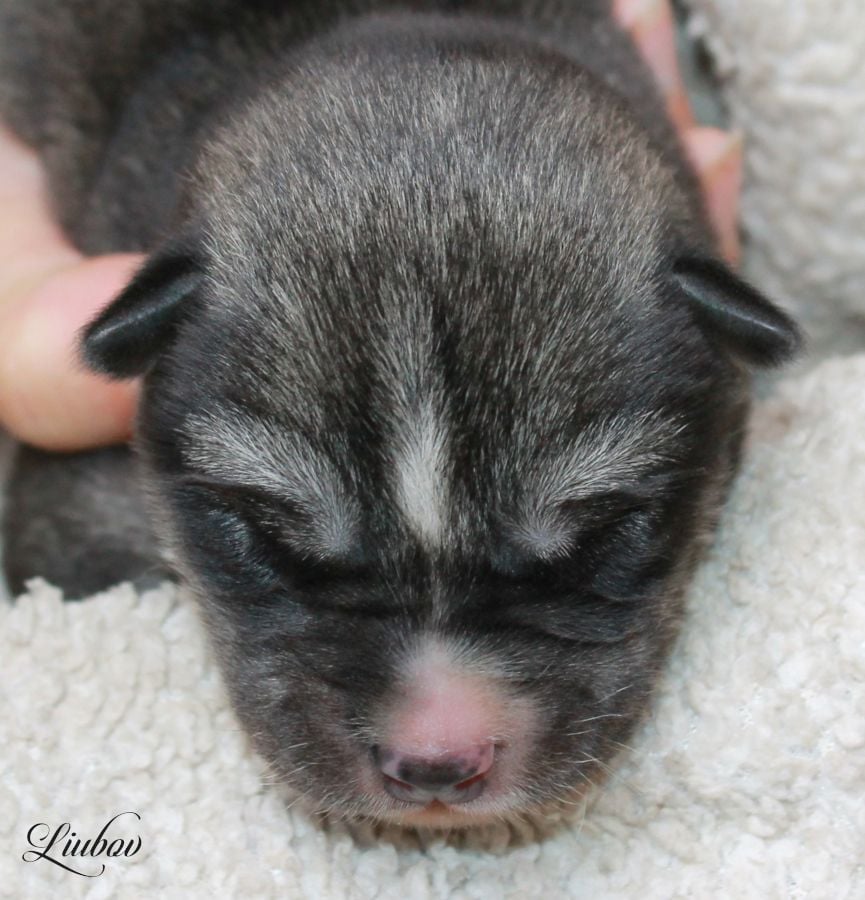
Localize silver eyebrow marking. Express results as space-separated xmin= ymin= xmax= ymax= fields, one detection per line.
xmin=182 ymin=410 xmax=359 ymax=557
xmin=393 ymin=398 xmax=449 ymax=549
xmin=511 ymin=411 xmax=684 ymax=558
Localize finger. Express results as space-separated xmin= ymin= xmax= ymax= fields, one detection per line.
xmin=0 ymin=253 xmax=143 ymax=451
xmin=609 ymin=6 xmax=743 ymax=265
xmin=683 ymin=127 xmax=743 ymax=266
xmin=0 ymin=124 xmax=144 ymax=449
xmin=613 ymin=0 xmax=694 ymax=132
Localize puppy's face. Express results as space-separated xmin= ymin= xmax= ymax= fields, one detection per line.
xmin=84 ymin=63 xmax=798 ymax=827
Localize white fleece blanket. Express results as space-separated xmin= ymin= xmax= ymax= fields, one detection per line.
xmin=3 ymin=2 xmax=865 ymax=896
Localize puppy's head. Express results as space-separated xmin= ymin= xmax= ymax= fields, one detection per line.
xmin=82 ymin=48 xmax=799 ymax=827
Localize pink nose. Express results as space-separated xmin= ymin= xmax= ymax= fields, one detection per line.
xmin=372 ymin=742 xmax=495 ymax=804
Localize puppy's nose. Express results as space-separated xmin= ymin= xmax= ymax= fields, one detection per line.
xmin=372 ymin=742 xmax=495 ymax=804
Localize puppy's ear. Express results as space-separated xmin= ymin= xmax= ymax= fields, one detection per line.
xmin=82 ymin=242 xmax=202 ymax=379
xmin=674 ymin=257 xmax=802 ymax=367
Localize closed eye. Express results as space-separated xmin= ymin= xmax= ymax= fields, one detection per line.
xmin=502 ymin=595 xmax=644 ymax=645
xmin=495 ymin=496 xmax=667 ymax=603
xmin=174 ymin=475 xmax=370 ymax=590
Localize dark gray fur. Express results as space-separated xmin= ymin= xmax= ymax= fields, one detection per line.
xmin=0 ymin=0 xmax=799 ymax=824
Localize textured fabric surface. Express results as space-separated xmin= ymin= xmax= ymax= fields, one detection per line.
xmin=684 ymin=0 xmax=865 ymax=354
xmin=2 ymin=354 xmax=864 ymax=898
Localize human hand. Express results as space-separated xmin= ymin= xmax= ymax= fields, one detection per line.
xmin=615 ymin=0 xmax=742 ymax=265
xmin=0 ymin=125 xmax=143 ymax=451
xmin=0 ymin=0 xmax=741 ymax=452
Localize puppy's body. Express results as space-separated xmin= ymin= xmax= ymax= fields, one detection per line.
xmin=1 ymin=0 xmax=798 ymax=826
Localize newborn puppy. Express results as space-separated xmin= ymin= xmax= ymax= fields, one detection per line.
xmin=0 ymin=0 xmax=800 ymax=827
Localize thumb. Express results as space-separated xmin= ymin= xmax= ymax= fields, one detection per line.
xmin=0 ymin=253 xmax=143 ymax=451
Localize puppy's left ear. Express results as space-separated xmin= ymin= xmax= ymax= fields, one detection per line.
xmin=81 ymin=240 xmax=202 ymax=379
xmin=674 ymin=257 xmax=803 ymax=366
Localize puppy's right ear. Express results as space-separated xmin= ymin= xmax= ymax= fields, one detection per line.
xmin=673 ymin=257 xmax=802 ymax=367
xmin=81 ymin=242 xmax=202 ymax=379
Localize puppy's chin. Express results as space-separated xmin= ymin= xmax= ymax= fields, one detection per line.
xmin=374 ymin=799 xmax=530 ymax=830
xmin=324 ymin=780 xmax=591 ymax=830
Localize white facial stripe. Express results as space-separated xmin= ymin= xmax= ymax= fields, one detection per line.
xmin=394 ymin=400 xmax=449 ymax=548
xmin=182 ymin=411 xmax=358 ymax=557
